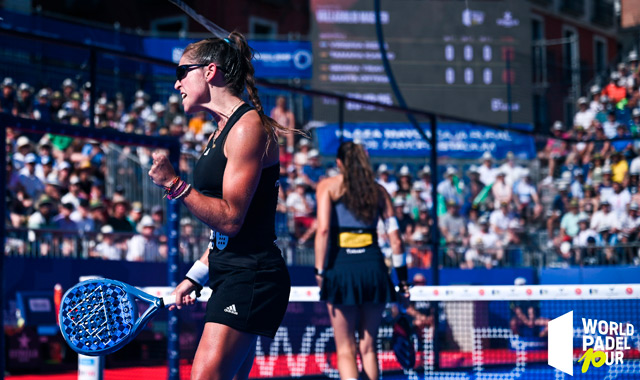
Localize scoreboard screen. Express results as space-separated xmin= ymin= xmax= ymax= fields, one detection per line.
xmin=310 ymin=0 xmax=532 ymax=125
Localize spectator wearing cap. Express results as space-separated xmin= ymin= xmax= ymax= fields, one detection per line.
xmin=61 ymin=78 xmax=76 ymax=101
xmin=49 ymin=91 xmax=65 ymax=123
xmin=126 ymin=215 xmax=161 ymax=262
xmin=89 ymin=200 xmax=108 ymax=231
xmin=437 ymin=166 xmax=462 ymax=205
xmin=540 ymin=121 xmax=569 ymax=185
xmin=589 ymin=85 xmax=603 ymax=114
xmin=409 ymin=230 xmax=432 ymax=268
xmin=416 ymin=165 xmax=434 ymax=209
xmin=490 ymin=201 xmax=514 ymax=240
xmin=36 ymin=153 xmax=54 ymax=184
xmin=491 ymin=170 xmax=512 ymax=208
xmin=558 ymin=199 xmax=585 ymax=245
xmin=574 ymin=97 xmax=595 ymax=131
xmin=15 ymin=82 xmax=34 ymax=118
xmin=572 ymin=219 xmax=599 ymax=266
xmin=70 ymin=198 xmax=95 ymax=233
xmin=28 ymin=195 xmax=56 ymax=229
xmin=513 ymin=169 xmax=542 ymax=222
xmin=601 ymin=72 xmax=626 ymax=104
xmin=60 ymin=176 xmax=87 ymax=209
xmin=598 ymin=165 xmax=614 ymax=200
xmin=570 ymin=169 xmax=587 ymax=200
xmin=465 ymin=165 xmax=485 ymax=203
xmin=286 ymin=177 xmax=316 ymax=242
xmin=106 ymin=197 xmax=135 ymax=233
xmin=1 ymin=77 xmax=16 ymax=113
xmin=43 ymin=176 xmax=64 ymax=203
xmin=477 ymin=151 xmax=497 ymax=186
xmin=18 ymin=153 xmax=45 ymax=200
xmin=393 ymin=197 xmax=414 ymax=241
xmin=465 ymin=216 xmax=503 ymax=269
xmin=440 ymin=200 xmax=467 ymax=247
xmin=56 ymin=161 xmax=73 ymax=192
xmin=13 ymin=135 xmax=33 ymax=171
xmin=568 ymin=125 xmax=591 ymax=166
xmin=602 ymin=110 xmax=620 ymax=139
xmin=396 ymin=165 xmax=413 ymax=198
xmin=164 ymin=94 xmax=183 ymax=127
xmin=629 ymin=108 xmax=640 ymax=137
xmin=609 ymin=181 xmax=631 ymax=216
xmin=91 ymin=225 xmax=123 ymax=260
xmin=33 ymin=88 xmax=52 ymax=122
xmin=590 ymin=200 xmax=617 ymax=234
xmin=168 ymin=114 xmax=185 ymax=137
xmin=498 ymin=151 xmax=524 ymax=187
xmin=596 ymin=223 xmax=620 ymax=266
xmin=413 ymin=204 xmax=432 ymax=239
xmin=128 ymin=201 xmax=144 ymax=230
xmin=301 ymin=149 xmax=325 ymax=189
xmin=293 ymin=138 xmax=312 ymax=168
xmin=63 ymin=91 xmax=86 ymax=122
xmin=405 ymin=181 xmax=427 ymax=219
xmin=376 ymin=164 xmax=398 ymax=197
xmin=81 ymin=139 xmax=104 ymax=168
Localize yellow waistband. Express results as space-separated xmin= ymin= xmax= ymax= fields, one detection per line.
xmin=339 ymin=232 xmax=373 ymax=248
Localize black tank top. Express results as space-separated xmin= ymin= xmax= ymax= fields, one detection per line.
xmin=193 ymin=104 xmax=281 ymax=267
xmin=327 ymin=197 xmax=382 ymax=267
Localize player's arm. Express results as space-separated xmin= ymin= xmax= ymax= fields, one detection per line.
xmin=314 ymin=176 xmax=333 ymax=283
xmin=181 ymin=113 xmax=266 ymax=236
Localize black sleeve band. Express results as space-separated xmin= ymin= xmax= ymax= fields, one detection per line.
xmin=184 ymin=276 xmax=203 ymax=298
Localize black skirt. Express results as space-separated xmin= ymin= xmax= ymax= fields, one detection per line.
xmin=205 ymin=253 xmax=290 ymax=339
xmin=320 ymin=256 xmax=397 ymax=305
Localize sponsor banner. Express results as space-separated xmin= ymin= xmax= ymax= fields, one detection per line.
xmin=144 ymin=285 xmax=640 ymax=302
xmin=142 ymin=38 xmax=312 ymax=79
xmin=314 ymin=122 xmax=535 ymax=159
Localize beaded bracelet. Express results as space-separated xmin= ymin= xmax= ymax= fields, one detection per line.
xmin=166 ymin=180 xmax=187 ymax=200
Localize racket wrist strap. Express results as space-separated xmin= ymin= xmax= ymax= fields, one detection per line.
xmin=185 ymin=260 xmax=209 ymax=297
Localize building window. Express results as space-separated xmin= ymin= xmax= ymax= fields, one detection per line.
xmin=531 ymin=17 xmax=546 ymax=85
xmin=249 ymin=16 xmax=277 ymax=39
xmin=594 ymin=37 xmax=607 ymax=80
xmin=562 ymin=27 xmax=578 ymax=85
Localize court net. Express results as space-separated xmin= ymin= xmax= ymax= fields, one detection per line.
xmin=133 ymin=284 xmax=640 ymax=380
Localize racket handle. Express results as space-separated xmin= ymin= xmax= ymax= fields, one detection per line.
xmin=161 ymin=293 xmax=197 ymax=307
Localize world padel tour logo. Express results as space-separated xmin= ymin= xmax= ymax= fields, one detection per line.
xmin=548 ymin=311 xmax=635 ymax=375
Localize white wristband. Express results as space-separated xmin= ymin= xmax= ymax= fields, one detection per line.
xmin=186 ymin=260 xmax=209 ymax=287
xmin=392 ymin=251 xmax=407 ymax=268
xmin=384 ymin=217 xmax=400 ymax=233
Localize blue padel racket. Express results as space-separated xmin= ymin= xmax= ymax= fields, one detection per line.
xmin=59 ymin=278 xmax=178 ymax=356
xmin=391 ymin=311 xmax=416 ymax=370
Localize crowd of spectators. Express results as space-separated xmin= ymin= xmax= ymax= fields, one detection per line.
xmin=3 ymin=50 xmax=640 ymax=268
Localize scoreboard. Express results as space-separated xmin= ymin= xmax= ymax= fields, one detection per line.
xmin=310 ymin=0 xmax=532 ymax=125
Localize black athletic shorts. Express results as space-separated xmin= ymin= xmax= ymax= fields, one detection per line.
xmin=205 ymin=251 xmax=291 ymax=339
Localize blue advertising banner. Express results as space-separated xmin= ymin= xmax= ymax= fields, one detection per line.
xmin=142 ymin=38 xmax=312 ymax=79
xmin=315 ymin=122 xmax=535 ymax=159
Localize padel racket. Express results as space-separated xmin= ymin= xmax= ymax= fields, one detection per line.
xmin=59 ymin=278 xmax=178 ymax=356
xmin=391 ymin=311 xmax=416 ymax=370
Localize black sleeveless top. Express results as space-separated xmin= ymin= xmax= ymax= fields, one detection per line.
xmin=193 ymin=104 xmax=281 ymax=267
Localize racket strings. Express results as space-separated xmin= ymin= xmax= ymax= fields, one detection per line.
xmin=62 ymin=283 xmax=133 ymax=351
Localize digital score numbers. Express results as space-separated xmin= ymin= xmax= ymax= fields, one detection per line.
xmin=310 ymin=0 xmax=532 ymax=125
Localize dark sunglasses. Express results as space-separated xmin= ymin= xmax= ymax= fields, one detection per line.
xmin=176 ymin=63 xmax=227 ymax=81
xmin=176 ymin=64 xmax=207 ymax=81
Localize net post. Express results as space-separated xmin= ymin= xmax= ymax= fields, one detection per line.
xmin=428 ymin=113 xmax=441 ymax=370
xmin=166 ymin=146 xmax=181 ymax=380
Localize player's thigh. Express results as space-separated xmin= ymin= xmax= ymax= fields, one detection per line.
xmin=192 ymin=322 xmax=257 ymax=380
